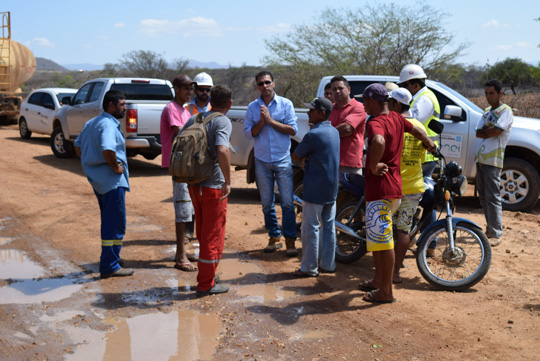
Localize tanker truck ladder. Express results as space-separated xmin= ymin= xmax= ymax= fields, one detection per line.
xmin=0 ymin=11 xmax=11 ymax=93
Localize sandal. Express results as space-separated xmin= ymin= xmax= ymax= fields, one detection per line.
xmin=174 ymin=262 xmax=198 ymax=272
xmin=358 ymin=280 xmax=377 ymax=292
xmin=363 ymin=291 xmax=396 ymax=304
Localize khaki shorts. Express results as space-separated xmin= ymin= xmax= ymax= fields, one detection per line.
xmin=393 ymin=193 xmax=422 ymax=233
xmin=366 ymin=199 xmax=400 ymax=252
xmin=173 ymin=179 xmax=194 ymax=223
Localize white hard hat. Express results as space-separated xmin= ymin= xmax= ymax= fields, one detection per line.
xmin=398 ymin=64 xmax=427 ymax=84
xmin=193 ymin=72 xmax=213 ymax=87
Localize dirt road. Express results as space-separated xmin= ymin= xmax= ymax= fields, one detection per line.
xmin=1 ymin=123 xmax=539 ymax=360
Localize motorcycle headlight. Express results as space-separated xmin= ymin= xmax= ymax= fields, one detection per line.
xmin=451 ymin=175 xmax=468 ymax=197
xmin=445 ymin=161 xmax=462 ymax=178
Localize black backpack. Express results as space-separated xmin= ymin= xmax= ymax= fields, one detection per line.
xmin=169 ymin=112 xmax=222 ymax=185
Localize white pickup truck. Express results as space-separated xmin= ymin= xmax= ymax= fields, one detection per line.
xmin=50 ymin=77 xmax=174 ymax=160
xmin=229 ymin=75 xmax=540 ymax=212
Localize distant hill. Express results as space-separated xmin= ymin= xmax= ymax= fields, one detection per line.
xmin=36 ymin=57 xmax=69 ymax=72
xmin=36 ymin=57 xmax=228 ymax=72
xmin=62 ymin=63 xmax=104 ymax=71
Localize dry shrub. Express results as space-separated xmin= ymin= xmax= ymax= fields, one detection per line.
xmin=468 ymin=93 xmax=540 ymax=119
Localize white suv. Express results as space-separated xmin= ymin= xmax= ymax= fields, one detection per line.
xmin=18 ymin=88 xmax=77 ymax=139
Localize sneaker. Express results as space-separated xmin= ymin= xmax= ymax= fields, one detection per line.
xmin=101 ymin=267 xmax=134 ymax=279
xmin=263 ymin=237 xmax=282 ymax=253
xmin=488 ymin=236 xmax=502 ymax=247
xmin=285 ymin=237 xmax=298 ymax=257
xmin=196 ymin=284 xmax=229 ymax=298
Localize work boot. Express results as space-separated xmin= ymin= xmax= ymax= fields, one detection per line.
xmin=100 ymin=267 xmax=134 ymax=279
xmin=285 ymin=237 xmax=298 ymax=257
xmin=264 ymin=236 xmax=282 ymax=253
xmin=488 ymin=236 xmax=502 ymax=247
xmin=196 ymin=284 xmax=229 ymax=298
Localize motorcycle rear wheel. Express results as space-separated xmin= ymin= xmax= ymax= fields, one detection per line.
xmin=335 ymin=198 xmax=367 ymax=264
xmin=416 ymin=223 xmax=491 ymax=291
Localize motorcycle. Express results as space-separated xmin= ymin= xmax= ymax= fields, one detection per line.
xmin=331 ymin=122 xmax=492 ymax=291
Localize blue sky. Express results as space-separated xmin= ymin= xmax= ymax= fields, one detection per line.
xmin=7 ymin=0 xmax=540 ymax=68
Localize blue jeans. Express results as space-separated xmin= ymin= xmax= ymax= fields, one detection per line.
xmin=300 ymin=201 xmax=336 ymax=275
xmin=254 ymin=157 xmax=296 ymax=239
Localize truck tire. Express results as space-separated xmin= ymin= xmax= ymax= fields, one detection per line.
xmin=51 ymin=127 xmax=75 ymax=158
xmin=500 ymin=157 xmax=540 ymax=212
xmin=19 ymin=117 xmax=32 ymax=139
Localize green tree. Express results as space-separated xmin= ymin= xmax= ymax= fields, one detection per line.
xmin=483 ymin=58 xmax=534 ymax=94
xmin=118 ymin=50 xmax=190 ymax=79
xmin=263 ymin=3 xmax=469 ymax=105
xmin=56 ymin=75 xmax=77 ymax=88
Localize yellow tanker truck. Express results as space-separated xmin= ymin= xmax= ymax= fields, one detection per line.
xmin=0 ymin=11 xmax=36 ymax=122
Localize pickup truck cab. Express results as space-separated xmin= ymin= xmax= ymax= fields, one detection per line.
xmin=230 ymin=75 xmax=540 ymax=212
xmin=51 ymin=77 xmax=173 ymax=160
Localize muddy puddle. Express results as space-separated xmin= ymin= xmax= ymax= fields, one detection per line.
xmin=65 ymin=311 xmax=221 ymax=361
xmin=0 ymin=249 xmax=83 ymax=304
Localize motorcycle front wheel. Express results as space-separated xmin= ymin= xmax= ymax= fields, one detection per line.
xmin=416 ymin=223 xmax=491 ymax=291
xmin=335 ymin=198 xmax=367 ymax=264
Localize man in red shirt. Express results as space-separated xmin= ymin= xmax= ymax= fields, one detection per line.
xmin=360 ymin=83 xmax=434 ymax=303
xmin=329 ymin=76 xmax=367 ymax=175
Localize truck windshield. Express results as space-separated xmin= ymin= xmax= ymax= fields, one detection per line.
xmin=110 ymin=84 xmax=173 ymax=101
xmin=436 ymin=82 xmax=482 ymax=113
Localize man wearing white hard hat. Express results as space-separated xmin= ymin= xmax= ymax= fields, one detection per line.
xmin=397 ymin=64 xmax=440 ymax=177
xmin=186 ymin=72 xmax=213 ymax=115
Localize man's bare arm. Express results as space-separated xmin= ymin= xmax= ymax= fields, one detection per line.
xmin=369 ymin=134 xmax=388 ymax=176
xmin=217 ymin=145 xmax=231 ymax=200
xmin=103 ymin=150 xmax=124 ymax=174
xmin=334 ymin=122 xmax=354 ymax=137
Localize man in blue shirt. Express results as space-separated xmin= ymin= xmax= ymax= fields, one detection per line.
xmin=75 ymin=90 xmax=133 ymax=279
xmin=292 ymin=97 xmax=340 ymax=276
xmin=244 ymin=71 xmax=298 ymax=256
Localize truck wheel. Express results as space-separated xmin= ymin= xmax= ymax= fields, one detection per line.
xmin=500 ymin=158 xmax=540 ymax=212
xmin=19 ymin=117 xmax=32 ymax=139
xmin=51 ymin=127 xmax=75 ymax=158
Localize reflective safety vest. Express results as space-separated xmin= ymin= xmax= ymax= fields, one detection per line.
xmin=185 ymin=102 xmax=211 ymax=115
xmin=410 ymin=88 xmax=440 ymax=162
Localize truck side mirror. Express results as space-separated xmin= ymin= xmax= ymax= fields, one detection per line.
xmin=61 ymin=96 xmax=72 ymax=106
xmin=443 ymin=105 xmax=464 ymax=122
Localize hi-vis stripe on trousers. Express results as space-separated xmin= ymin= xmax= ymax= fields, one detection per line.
xmin=94 ymin=187 xmax=127 ymax=274
xmin=189 ymin=186 xmax=227 ymax=292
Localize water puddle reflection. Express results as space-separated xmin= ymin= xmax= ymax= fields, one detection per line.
xmin=235 ymin=283 xmax=296 ymax=303
xmin=66 ymin=310 xmax=221 ymax=361
xmin=0 ymin=249 xmax=83 ymax=304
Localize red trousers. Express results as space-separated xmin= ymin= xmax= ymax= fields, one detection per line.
xmin=189 ymin=186 xmax=227 ymax=291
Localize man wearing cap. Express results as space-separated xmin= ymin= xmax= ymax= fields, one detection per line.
xmin=329 ymin=75 xmax=367 ymax=176
xmin=186 ymin=72 xmax=213 ymax=115
xmin=244 ymin=71 xmax=298 ymax=257
xmin=387 ymin=88 xmax=428 ymax=284
xmin=398 ymin=64 xmax=440 ymax=177
xmin=360 ymin=83 xmax=434 ymax=303
xmin=160 ymin=74 xmax=197 ymax=272
xmin=291 ymin=97 xmax=340 ymax=277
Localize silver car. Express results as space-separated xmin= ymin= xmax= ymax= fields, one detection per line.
xmin=18 ymin=87 xmax=77 ymax=139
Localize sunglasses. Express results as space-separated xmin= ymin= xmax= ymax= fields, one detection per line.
xmin=257 ymin=80 xmax=273 ymax=87
xmin=197 ymin=88 xmax=212 ymax=93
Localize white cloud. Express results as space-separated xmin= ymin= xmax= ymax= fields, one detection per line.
xmin=115 ymin=22 xmax=126 ymax=28
xmin=258 ymin=23 xmax=292 ymax=35
xmin=482 ymin=19 xmax=510 ymax=28
xmin=137 ymin=17 xmax=223 ymax=38
xmin=28 ymin=37 xmax=54 ymax=48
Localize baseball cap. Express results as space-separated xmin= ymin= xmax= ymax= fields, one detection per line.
xmin=388 ymin=88 xmax=413 ymax=105
xmin=362 ymin=83 xmax=388 ymax=101
xmin=172 ymin=74 xmax=195 ymax=87
xmin=303 ymin=97 xmax=333 ymax=114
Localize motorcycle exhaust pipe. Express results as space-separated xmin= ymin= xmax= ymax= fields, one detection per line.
xmin=334 ymin=220 xmax=363 ymax=239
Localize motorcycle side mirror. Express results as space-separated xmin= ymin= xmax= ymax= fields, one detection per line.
xmin=428 ymin=120 xmax=444 ymax=135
